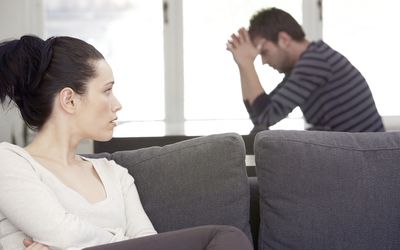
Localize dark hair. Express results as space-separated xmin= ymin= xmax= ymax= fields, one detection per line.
xmin=249 ymin=7 xmax=305 ymax=43
xmin=0 ymin=35 xmax=104 ymax=130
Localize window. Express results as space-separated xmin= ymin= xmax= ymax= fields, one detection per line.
xmin=45 ymin=0 xmax=165 ymax=123
xmin=44 ymin=0 xmax=309 ymax=136
xmin=182 ymin=0 xmax=303 ymax=134
xmin=323 ymin=0 xmax=400 ymax=116
xmin=183 ymin=0 xmax=302 ymax=120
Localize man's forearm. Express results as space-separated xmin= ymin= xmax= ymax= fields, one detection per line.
xmin=238 ymin=63 xmax=264 ymax=104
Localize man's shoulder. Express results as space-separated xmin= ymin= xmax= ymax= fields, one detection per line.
xmin=307 ymin=40 xmax=332 ymax=53
xmin=300 ymin=40 xmax=343 ymax=66
xmin=296 ymin=40 xmax=333 ymax=68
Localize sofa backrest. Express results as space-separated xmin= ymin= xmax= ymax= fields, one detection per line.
xmin=89 ymin=133 xmax=252 ymax=241
xmin=255 ymin=130 xmax=400 ymax=250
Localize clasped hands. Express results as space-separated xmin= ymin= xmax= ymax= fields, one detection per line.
xmin=226 ymin=27 xmax=260 ymax=66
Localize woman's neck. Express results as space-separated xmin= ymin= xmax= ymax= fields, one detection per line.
xmin=25 ymin=123 xmax=82 ymax=166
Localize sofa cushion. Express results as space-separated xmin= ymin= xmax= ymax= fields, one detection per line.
xmin=255 ymin=130 xmax=400 ymax=250
xmin=110 ymin=133 xmax=252 ymax=240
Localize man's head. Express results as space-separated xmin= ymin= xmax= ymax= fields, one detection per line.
xmin=249 ymin=7 xmax=305 ymax=43
xmin=249 ymin=8 xmax=306 ymax=74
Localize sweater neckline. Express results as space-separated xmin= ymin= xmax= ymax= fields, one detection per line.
xmin=1 ymin=142 xmax=110 ymax=206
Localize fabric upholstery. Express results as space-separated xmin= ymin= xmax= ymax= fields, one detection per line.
xmin=102 ymin=133 xmax=251 ymax=241
xmin=255 ymin=130 xmax=400 ymax=250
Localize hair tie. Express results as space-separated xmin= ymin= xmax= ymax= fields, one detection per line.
xmin=31 ymin=37 xmax=57 ymax=89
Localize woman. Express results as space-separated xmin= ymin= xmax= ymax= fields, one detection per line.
xmin=0 ymin=35 xmax=253 ymax=250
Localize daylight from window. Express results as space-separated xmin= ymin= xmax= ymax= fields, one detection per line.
xmin=45 ymin=0 xmax=165 ymax=124
xmin=323 ymin=0 xmax=400 ymax=116
xmin=45 ymin=0 xmax=398 ymax=136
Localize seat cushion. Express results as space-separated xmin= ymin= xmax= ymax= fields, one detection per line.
xmin=255 ymin=130 xmax=400 ymax=250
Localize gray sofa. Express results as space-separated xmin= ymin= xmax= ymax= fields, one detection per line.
xmin=91 ymin=130 xmax=400 ymax=250
xmin=89 ymin=133 xmax=256 ymax=246
xmin=255 ymin=130 xmax=400 ymax=250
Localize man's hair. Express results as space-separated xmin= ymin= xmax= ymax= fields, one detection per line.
xmin=249 ymin=7 xmax=305 ymax=43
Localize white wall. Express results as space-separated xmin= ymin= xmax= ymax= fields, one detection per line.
xmin=0 ymin=0 xmax=44 ymax=38
xmin=0 ymin=0 xmax=94 ymax=153
xmin=0 ymin=0 xmax=44 ymax=146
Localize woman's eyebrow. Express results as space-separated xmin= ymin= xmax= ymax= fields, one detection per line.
xmin=104 ymin=81 xmax=114 ymax=87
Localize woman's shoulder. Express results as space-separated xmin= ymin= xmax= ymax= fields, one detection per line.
xmin=83 ymin=157 xmax=135 ymax=192
xmin=0 ymin=141 xmax=22 ymax=150
xmin=0 ymin=142 xmax=29 ymax=161
xmin=0 ymin=142 xmax=39 ymax=175
xmin=82 ymin=156 xmax=131 ymax=179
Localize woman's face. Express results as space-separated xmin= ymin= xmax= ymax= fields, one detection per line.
xmin=76 ymin=59 xmax=122 ymax=141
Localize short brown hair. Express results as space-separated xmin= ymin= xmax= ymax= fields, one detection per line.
xmin=249 ymin=7 xmax=305 ymax=43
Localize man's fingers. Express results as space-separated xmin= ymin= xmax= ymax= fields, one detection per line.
xmin=227 ymin=28 xmax=254 ymax=52
xmin=229 ymin=33 xmax=240 ymax=49
xmin=226 ymin=40 xmax=236 ymax=51
xmin=238 ymin=27 xmax=247 ymax=42
xmin=230 ymin=33 xmax=240 ymax=44
xmin=226 ymin=42 xmax=232 ymax=51
xmin=242 ymin=28 xmax=251 ymax=43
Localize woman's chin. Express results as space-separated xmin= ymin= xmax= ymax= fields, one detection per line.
xmin=93 ymin=132 xmax=114 ymax=142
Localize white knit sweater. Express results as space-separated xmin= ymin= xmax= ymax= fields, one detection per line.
xmin=0 ymin=142 xmax=156 ymax=250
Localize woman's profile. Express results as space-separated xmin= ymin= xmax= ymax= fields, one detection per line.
xmin=0 ymin=35 xmax=252 ymax=250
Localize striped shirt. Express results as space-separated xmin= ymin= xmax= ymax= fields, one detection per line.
xmin=245 ymin=40 xmax=385 ymax=132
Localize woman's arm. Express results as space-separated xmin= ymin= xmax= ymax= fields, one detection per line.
xmin=110 ymin=161 xmax=157 ymax=238
xmin=0 ymin=147 xmax=125 ymax=249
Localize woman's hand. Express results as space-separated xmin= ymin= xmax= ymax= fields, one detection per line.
xmin=23 ymin=239 xmax=50 ymax=250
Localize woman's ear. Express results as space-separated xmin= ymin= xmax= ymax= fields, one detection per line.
xmin=58 ymin=87 xmax=78 ymax=114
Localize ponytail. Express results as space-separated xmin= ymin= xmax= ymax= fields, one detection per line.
xmin=0 ymin=35 xmax=104 ymax=130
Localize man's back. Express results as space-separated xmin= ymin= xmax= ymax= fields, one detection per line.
xmin=248 ymin=40 xmax=384 ymax=132
xmin=297 ymin=40 xmax=384 ymax=131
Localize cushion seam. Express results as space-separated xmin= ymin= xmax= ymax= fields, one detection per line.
xmin=257 ymin=138 xmax=400 ymax=152
xmin=113 ymin=137 xmax=244 ymax=166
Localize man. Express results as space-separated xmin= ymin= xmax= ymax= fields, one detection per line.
xmin=226 ymin=7 xmax=384 ymax=132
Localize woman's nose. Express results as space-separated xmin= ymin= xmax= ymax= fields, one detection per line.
xmin=112 ymin=96 xmax=122 ymax=112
